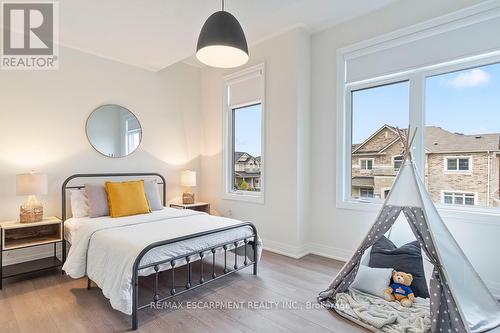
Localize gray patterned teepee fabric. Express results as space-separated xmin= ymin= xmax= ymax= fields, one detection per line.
xmin=318 ymin=160 xmax=500 ymax=333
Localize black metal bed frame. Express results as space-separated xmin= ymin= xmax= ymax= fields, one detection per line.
xmin=62 ymin=173 xmax=258 ymax=330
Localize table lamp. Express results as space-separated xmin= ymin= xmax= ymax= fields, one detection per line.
xmin=16 ymin=172 xmax=48 ymax=223
xmin=181 ymin=170 xmax=196 ymax=204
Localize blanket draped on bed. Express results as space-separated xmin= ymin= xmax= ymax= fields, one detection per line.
xmin=63 ymin=209 xmax=262 ymax=315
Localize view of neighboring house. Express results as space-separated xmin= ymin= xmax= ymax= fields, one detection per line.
xmin=352 ymin=125 xmax=500 ymax=207
xmin=234 ymin=152 xmax=261 ymax=191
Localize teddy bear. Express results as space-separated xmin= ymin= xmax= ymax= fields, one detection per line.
xmin=384 ymin=271 xmax=415 ymax=307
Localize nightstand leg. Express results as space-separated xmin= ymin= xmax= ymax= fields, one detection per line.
xmin=62 ymin=240 xmax=66 ymax=263
xmin=0 ymin=234 xmax=2 ymax=290
xmin=62 ymin=240 xmax=66 ymax=275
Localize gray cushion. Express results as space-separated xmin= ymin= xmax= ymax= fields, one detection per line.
xmin=144 ymin=180 xmax=163 ymax=211
xmin=369 ymin=236 xmax=429 ymax=299
xmin=85 ymin=184 xmax=109 ymax=218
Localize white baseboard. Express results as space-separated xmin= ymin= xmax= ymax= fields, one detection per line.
xmin=262 ymin=240 xmax=500 ymax=300
xmin=261 ymin=239 xmax=351 ymax=261
xmin=3 ymin=239 xmax=499 ymax=300
xmin=262 ymin=238 xmax=309 ymax=259
xmin=307 ymin=242 xmax=352 ymax=262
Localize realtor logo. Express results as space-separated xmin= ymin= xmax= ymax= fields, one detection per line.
xmin=1 ymin=1 xmax=59 ymax=69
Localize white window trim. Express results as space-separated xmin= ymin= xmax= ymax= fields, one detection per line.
xmin=392 ymin=155 xmax=404 ymax=171
xmin=124 ymin=115 xmax=141 ymax=155
xmin=443 ymin=156 xmax=472 ymax=174
xmin=222 ymin=63 xmax=266 ymax=204
xmin=441 ymin=190 xmax=478 ymax=206
xmin=359 ymin=158 xmax=374 ymax=170
xmin=335 ymin=2 xmax=500 ymax=219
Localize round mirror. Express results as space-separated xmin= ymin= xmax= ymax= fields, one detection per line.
xmin=86 ymin=104 xmax=142 ymax=158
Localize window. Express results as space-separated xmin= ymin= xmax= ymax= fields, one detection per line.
xmin=443 ymin=192 xmax=476 ymax=206
xmin=223 ymin=64 xmax=265 ymax=203
xmin=231 ymin=104 xmax=262 ymax=192
xmin=360 ymin=159 xmax=373 ymax=170
xmin=125 ymin=116 xmax=141 ymax=155
xmin=393 ymin=155 xmax=404 ymax=171
xmin=338 ymin=4 xmax=500 ymax=214
xmin=445 ymin=157 xmax=470 ymax=172
xmin=426 ymin=62 xmax=500 ymax=208
xmin=350 ymin=81 xmax=409 ymax=200
xmin=339 ymin=25 xmax=500 ymax=212
xmin=360 ymin=188 xmax=374 ymax=198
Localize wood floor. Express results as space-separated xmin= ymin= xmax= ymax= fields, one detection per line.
xmin=0 ymin=251 xmax=369 ymax=333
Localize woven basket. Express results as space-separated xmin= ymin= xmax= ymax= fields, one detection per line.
xmin=20 ymin=205 xmax=43 ymax=223
xmin=182 ymin=192 xmax=195 ymax=204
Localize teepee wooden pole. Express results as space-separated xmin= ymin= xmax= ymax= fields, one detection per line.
xmin=406 ymin=127 xmax=418 ymax=163
xmin=396 ymin=125 xmax=418 ymax=163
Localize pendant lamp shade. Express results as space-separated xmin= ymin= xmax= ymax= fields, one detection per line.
xmin=196 ymin=10 xmax=248 ymax=68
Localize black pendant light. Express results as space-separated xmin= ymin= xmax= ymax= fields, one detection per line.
xmin=196 ymin=0 xmax=249 ymax=68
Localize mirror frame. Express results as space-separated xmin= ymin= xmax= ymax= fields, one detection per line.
xmin=85 ymin=104 xmax=143 ymax=158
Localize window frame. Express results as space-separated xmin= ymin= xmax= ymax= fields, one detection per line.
xmin=230 ymin=103 xmax=263 ymax=192
xmin=359 ymin=188 xmax=374 ymax=198
xmin=223 ymin=63 xmax=266 ymax=204
xmin=336 ymin=37 xmax=500 ymax=217
xmin=444 ymin=156 xmax=472 ymax=174
xmin=125 ymin=115 xmax=142 ymax=155
xmin=359 ymin=158 xmax=374 ymax=171
xmin=441 ymin=191 xmax=477 ymax=206
xmin=392 ymin=155 xmax=404 ymax=171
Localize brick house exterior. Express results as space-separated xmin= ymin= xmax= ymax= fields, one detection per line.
xmin=352 ymin=125 xmax=500 ymax=207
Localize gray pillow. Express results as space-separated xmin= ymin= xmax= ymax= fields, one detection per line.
xmin=369 ymin=236 xmax=429 ymax=298
xmin=143 ymin=180 xmax=163 ymax=211
xmin=85 ymin=184 xmax=109 ymax=218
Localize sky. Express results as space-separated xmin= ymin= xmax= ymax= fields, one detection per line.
xmin=352 ymin=62 xmax=500 ymax=144
xmin=234 ymin=104 xmax=262 ymax=157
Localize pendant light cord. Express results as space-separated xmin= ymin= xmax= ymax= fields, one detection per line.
xmin=221 ymin=0 xmax=225 ymax=11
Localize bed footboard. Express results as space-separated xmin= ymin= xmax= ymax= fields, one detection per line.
xmin=130 ymin=222 xmax=259 ymax=330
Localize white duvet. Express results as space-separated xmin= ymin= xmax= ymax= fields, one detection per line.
xmin=63 ymin=208 xmax=261 ymax=315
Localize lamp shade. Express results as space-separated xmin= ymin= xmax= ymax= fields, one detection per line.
xmin=180 ymin=170 xmax=197 ymax=187
xmin=16 ymin=173 xmax=48 ymax=196
xmin=196 ymin=11 xmax=248 ymax=68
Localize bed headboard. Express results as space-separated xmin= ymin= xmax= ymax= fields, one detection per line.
xmin=61 ymin=173 xmax=166 ymax=221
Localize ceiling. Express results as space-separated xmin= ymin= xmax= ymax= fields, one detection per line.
xmin=58 ymin=0 xmax=396 ymax=71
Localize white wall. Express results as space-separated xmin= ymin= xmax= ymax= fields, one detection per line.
xmin=197 ymin=3 xmax=500 ymax=299
xmin=0 ymin=46 xmax=202 ymax=264
xmin=309 ymin=0 xmax=500 ymax=296
xmin=2 ymin=0 xmax=497 ymax=298
xmin=199 ymin=28 xmax=311 ymax=257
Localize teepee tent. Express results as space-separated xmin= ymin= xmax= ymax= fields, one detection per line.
xmin=318 ymin=129 xmax=500 ymax=333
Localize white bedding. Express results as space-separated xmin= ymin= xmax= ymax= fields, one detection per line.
xmin=62 ymin=208 xmax=262 ymax=315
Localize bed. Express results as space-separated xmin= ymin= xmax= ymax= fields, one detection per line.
xmin=61 ymin=173 xmax=261 ymax=330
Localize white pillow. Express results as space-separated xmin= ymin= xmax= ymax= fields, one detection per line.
xmin=70 ymin=189 xmax=89 ymax=218
xmin=360 ymin=246 xmax=372 ymax=266
xmin=422 ymin=251 xmax=434 ymax=288
xmin=350 ymin=265 xmax=393 ymax=298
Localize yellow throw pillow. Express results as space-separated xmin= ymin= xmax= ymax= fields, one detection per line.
xmin=105 ymin=180 xmax=151 ymax=218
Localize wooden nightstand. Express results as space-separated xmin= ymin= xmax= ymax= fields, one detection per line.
xmin=170 ymin=202 xmax=211 ymax=214
xmin=0 ymin=217 xmax=64 ymax=289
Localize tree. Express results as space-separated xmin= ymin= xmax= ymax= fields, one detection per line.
xmin=239 ymin=179 xmax=250 ymax=190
